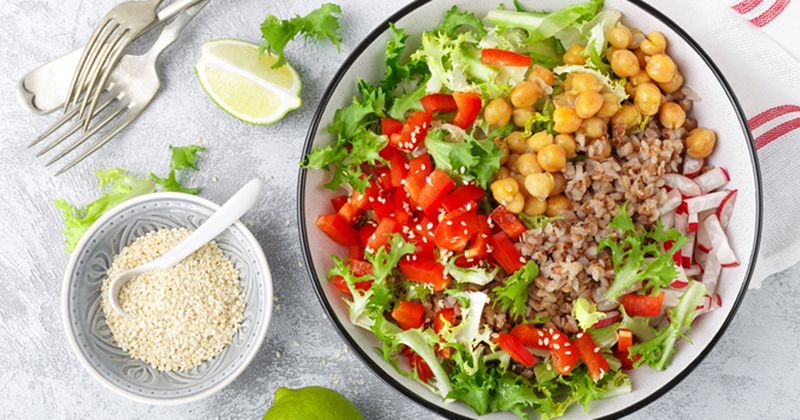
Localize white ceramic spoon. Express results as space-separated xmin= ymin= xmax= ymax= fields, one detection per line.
xmin=107 ymin=178 xmax=263 ymax=317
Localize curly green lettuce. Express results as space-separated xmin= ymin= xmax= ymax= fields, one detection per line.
xmin=260 ymin=3 xmax=343 ymax=68
xmin=492 ymin=261 xmax=539 ymax=321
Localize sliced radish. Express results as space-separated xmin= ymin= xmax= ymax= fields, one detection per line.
xmin=695 ymin=248 xmax=709 ymax=267
xmin=662 ymin=289 xmax=683 ymax=308
xmin=696 ymin=293 xmax=722 ymax=316
xmin=694 ymin=167 xmax=729 ymax=193
xmin=664 ymin=239 xmax=682 ymax=266
xmin=687 ymin=212 xmax=698 ymax=233
xmin=682 ymin=157 xmax=704 ymax=177
xmin=685 ymin=264 xmax=702 ymax=277
xmin=662 ymin=210 xmax=675 ymax=229
xmin=591 ymin=310 xmax=620 ymax=328
xmin=696 ymin=217 xmax=711 ymax=253
xmin=704 ymin=214 xmax=739 ymax=267
xmin=716 ymin=189 xmax=737 ymax=228
xmin=701 ymin=250 xmax=721 ymax=295
xmin=663 ymin=174 xmax=702 ymax=197
xmin=658 ymin=188 xmax=683 ymax=215
xmin=681 ymin=230 xmax=695 ymax=268
xmin=670 ymin=266 xmax=689 ymax=288
xmin=673 ymin=212 xmax=687 ymax=234
xmin=685 ymin=190 xmax=729 ymax=215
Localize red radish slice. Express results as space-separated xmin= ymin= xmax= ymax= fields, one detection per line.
xmin=695 ymin=248 xmax=709 ymax=267
xmin=696 ymin=217 xmax=712 ymax=253
xmin=687 ymin=212 xmax=698 ymax=233
xmin=674 ymin=212 xmax=687 ymax=234
xmin=664 ymin=239 xmax=682 ymax=266
xmin=685 ymin=190 xmax=729 ymax=215
xmin=696 ymin=293 xmax=722 ymax=316
xmin=591 ymin=310 xmax=620 ymax=328
xmin=662 ymin=289 xmax=683 ymax=308
xmin=717 ymin=190 xmax=737 ymax=228
xmin=685 ymin=264 xmax=702 ymax=277
xmin=681 ymin=230 xmax=695 ymax=268
xmin=658 ymin=188 xmax=683 ymax=215
xmin=701 ymin=251 xmax=721 ymax=295
xmin=682 ymin=157 xmax=704 ymax=177
xmin=670 ymin=266 xmax=689 ymax=288
xmin=704 ymin=214 xmax=739 ymax=267
xmin=662 ymin=210 xmax=675 ymax=229
xmin=663 ymin=174 xmax=702 ymax=196
xmin=694 ymin=167 xmax=729 ymax=193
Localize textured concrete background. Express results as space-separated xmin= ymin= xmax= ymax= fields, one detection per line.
xmin=1 ymin=0 xmax=798 ymax=419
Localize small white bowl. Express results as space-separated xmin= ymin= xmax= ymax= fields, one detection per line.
xmin=62 ymin=192 xmax=273 ymax=405
xmin=298 ymin=0 xmax=762 ymax=418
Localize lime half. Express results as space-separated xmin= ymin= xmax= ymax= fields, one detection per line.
xmin=195 ymin=39 xmax=302 ymax=125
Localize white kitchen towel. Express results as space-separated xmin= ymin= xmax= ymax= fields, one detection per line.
xmin=646 ymin=0 xmax=800 ymax=288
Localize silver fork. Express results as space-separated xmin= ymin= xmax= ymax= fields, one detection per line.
xmin=30 ymin=1 xmax=208 ymax=175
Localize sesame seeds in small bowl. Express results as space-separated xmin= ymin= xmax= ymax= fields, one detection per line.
xmin=61 ymin=192 xmax=272 ymax=405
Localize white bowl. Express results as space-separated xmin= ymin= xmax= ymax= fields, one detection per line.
xmin=298 ymin=1 xmax=762 ymax=418
xmin=62 ymin=192 xmax=273 ymax=405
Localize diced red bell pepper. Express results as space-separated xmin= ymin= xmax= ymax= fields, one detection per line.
xmin=405 ymin=154 xmax=433 ymax=205
xmin=451 ymin=92 xmax=482 ymax=129
xmin=497 ymin=333 xmax=538 ymax=367
xmin=348 ymin=259 xmax=373 ymax=277
xmin=574 ymin=332 xmax=611 ymax=382
xmin=330 ymin=195 xmax=348 ymax=212
xmin=510 ymin=324 xmax=550 ymax=350
xmin=403 ymin=217 xmax=437 ymax=260
xmin=392 ymin=301 xmax=426 ymax=330
xmin=373 ymin=167 xmax=393 ymax=191
xmin=366 ymin=218 xmax=399 ymax=251
xmin=316 ymin=214 xmax=360 ymax=246
xmin=433 ymin=308 xmax=456 ymax=334
xmin=330 ymin=275 xmax=373 ymax=296
xmin=435 ymin=203 xmax=480 ymax=252
xmin=381 ymin=117 xmax=404 ymax=136
xmin=416 ymin=169 xmax=456 ymax=217
xmin=371 ymin=193 xmax=397 ymax=220
xmin=615 ymin=329 xmax=641 ymax=371
xmin=420 ymin=93 xmax=458 ymax=114
xmin=407 ymin=352 xmax=433 ymax=382
xmin=489 ymin=232 xmax=524 ymax=273
xmin=357 ymin=223 xmax=377 ymax=247
xmin=620 ymin=292 xmax=665 ymax=317
xmin=380 ymin=146 xmax=408 ymax=189
xmin=490 ymin=205 xmax=527 ymax=241
xmin=389 ymin=111 xmax=432 ymax=152
xmin=441 ymin=185 xmax=485 ymax=213
xmin=399 ymin=258 xmax=450 ymax=291
xmin=337 ymin=187 xmax=375 ymax=224
xmin=549 ymin=328 xmax=581 ymax=376
xmin=348 ymin=245 xmax=363 ymax=260
xmin=481 ymin=48 xmax=532 ymax=67
xmin=463 ymin=214 xmax=490 ymax=259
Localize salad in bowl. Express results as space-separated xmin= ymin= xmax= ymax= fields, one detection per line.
xmin=300 ymin=0 xmax=756 ymax=418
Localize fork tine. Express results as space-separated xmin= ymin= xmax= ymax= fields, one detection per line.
xmin=82 ymin=31 xmax=132 ymax=130
xmin=29 ymin=105 xmax=81 ymax=148
xmin=45 ymin=101 xmax=129 ymax=167
xmin=70 ymin=23 xmax=120 ymax=111
xmin=78 ymin=28 xmax=128 ymax=122
xmin=63 ymin=17 xmax=112 ymax=113
xmin=55 ymin=108 xmax=142 ymax=175
xmin=64 ymin=19 xmax=115 ymax=112
xmin=36 ymin=94 xmax=120 ymax=156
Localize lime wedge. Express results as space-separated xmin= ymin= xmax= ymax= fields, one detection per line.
xmin=195 ymin=39 xmax=302 ymax=125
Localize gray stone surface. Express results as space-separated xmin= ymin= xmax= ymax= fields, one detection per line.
xmin=0 ymin=0 xmax=797 ymax=419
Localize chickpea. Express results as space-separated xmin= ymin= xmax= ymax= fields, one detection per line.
xmin=611 ymin=49 xmax=640 ymax=78
xmin=605 ymin=47 xmax=616 ymax=63
xmin=491 ymin=177 xmax=519 ymax=204
xmin=516 ymin=153 xmax=543 ymax=176
xmin=629 ymin=71 xmax=651 ymax=86
xmin=506 ymin=193 xmax=525 ymax=214
xmin=563 ymin=44 xmax=586 ymax=65
xmin=485 ymin=97 xmax=512 ymax=126
xmin=658 ymin=70 xmax=683 ymax=94
xmin=527 ymin=130 xmax=554 ymax=152
xmin=576 ymin=90 xmax=604 ymax=119
xmin=634 ymin=48 xmax=648 ymax=68
xmin=587 ymin=138 xmax=612 ymax=160
xmin=523 ymin=196 xmax=547 ymax=216
xmin=554 ymin=134 xmax=577 ymax=158
xmin=571 ymin=73 xmax=603 ymax=93
xmin=553 ymin=92 xmax=576 ymax=108
xmin=634 ymin=82 xmax=662 ymax=116
xmin=512 ymin=174 xmax=528 ymax=194
xmin=507 ymin=153 xmax=521 ymax=169
xmin=686 ymin=128 xmax=716 ymax=159
xmin=581 ymin=117 xmax=608 ymax=139
xmin=524 ymin=172 xmax=555 ymax=199
xmin=546 ymin=194 xmax=572 ymax=216
xmin=640 ymin=31 xmax=667 ymax=55
xmin=563 ymin=73 xmax=574 ymax=92
xmin=537 ymin=144 xmax=567 ymax=172
xmin=608 ymin=24 xmax=632 ymax=49
xmin=494 ymin=167 xmax=510 ymax=181
xmin=553 ymin=107 xmax=582 ymax=134
xmin=494 ymin=137 xmax=510 ymax=165
xmin=506 ymin=131 xmax=529 ymax=154
xmin=550 ymin=172 xmax=567 ymax=196
xmin=629 ymin=28 xmax=645 ymax=49
xmin=512 ymin=107 xmax=535 ymax=128
xmin=645 ymin=54 xmax=676 ymax=83
xmin=528 ymin=64 xmax=554 ymax=86
xmin=510 ymin=81 xmax=542 ymax=108
xmin=611 ymin=104 xmax=642 ymax=129
xmin=596 ymin=93 xmax=621 ymax=118
xmin=659 ymin=102 xmax=686 ymax=129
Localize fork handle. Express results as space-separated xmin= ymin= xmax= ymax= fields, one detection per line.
xmin=143 ymin=0 xmax=209 ymax=62
xmin=156 ymin=0 xmax=208 ymax=23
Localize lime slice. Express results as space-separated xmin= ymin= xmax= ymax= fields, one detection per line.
xmin=195 ymin=39 xmax=302 ymax=125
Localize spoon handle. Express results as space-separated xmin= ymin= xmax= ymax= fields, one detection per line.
xmin=154 ymin=178 xmax=263 ymax=269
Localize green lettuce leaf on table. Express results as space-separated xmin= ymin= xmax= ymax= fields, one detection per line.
xmin=55 ymin=145 xmax=205 ymax=252
xmin=259 ymin=3 xmax=343 ymax=68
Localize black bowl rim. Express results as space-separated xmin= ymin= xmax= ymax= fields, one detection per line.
xmin=296 ymin=1 xmax=763 ymax=418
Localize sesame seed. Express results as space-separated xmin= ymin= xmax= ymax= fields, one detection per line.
xmin=446 ymin=221 xmax=453 ymax=225
xmin=553 ymin=343 xmax=560 ymax=350
xmin=552 ymin=333 xmax=560 ymax=340
xmin=576 ymin=332 xmax=583 ymax=339
xmin=565 ymin=351 xmax=571 ymax=355
xmin=593 ymin=347 xmax=600 ymax=353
